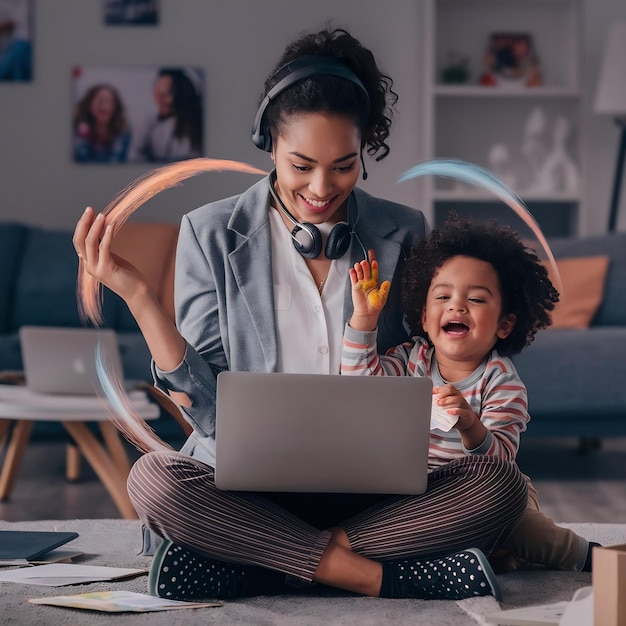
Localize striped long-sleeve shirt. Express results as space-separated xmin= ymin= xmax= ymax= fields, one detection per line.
xmin=342 ymin=324 xmax=529 ymax=471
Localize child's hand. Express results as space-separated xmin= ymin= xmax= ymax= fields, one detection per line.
xmin=432 ymin=384 xmax=478 ymax=432
xmin=348 ymin=250 xmax=391 ymax=331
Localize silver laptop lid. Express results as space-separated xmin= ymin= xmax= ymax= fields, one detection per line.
xmin=215 ymin=371 xmax=433 ymax=495
xmin=19 ymin=326 xmax=124 ymax=395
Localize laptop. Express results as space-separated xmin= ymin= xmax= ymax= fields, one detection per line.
xmin=214 ymin=371 xmax=433 ymax=495
xmin=19 ymin=326 xmax=124 ymax=395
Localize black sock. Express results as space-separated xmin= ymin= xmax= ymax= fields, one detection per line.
xmin=380 ymin=559 xmax=445 ymax=599
xmin=234 ymin=563 xmax=295 ymax=596
xmin=379 ymin=550 xmax=500 ymax=601
xmin=582 ymin=542 xmax=601 ymax=572
xmin=154 ymin=543 xmax=295 ymax=600
xmin=380 ymin=561 xmax=400 ymax=598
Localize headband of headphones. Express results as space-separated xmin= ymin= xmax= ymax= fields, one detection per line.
xmin=251 ymin=56 xmax=371 ymax=152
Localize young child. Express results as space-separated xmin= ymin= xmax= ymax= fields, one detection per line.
xmin=341 ymin=213 xmax=598 ymax=572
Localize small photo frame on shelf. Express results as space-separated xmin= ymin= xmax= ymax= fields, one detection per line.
xmin=103 ymin=0 xmax=159 ymax=26
xmin=0 ymin=0 xmax=33 ymax=82
xmin=71 ymin=65 xmax=204 ymax=164
xmin=480 ymin=32 xmax=542 ymax=88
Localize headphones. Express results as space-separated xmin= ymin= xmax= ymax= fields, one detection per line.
xmin=251 ymin=55 xmax=371 ymax=153
xmin=268 ymin=170 xmax=367 ymax=260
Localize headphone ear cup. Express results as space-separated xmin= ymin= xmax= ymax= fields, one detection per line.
xmin=325 ymin=222 xmax=352 ymax=260
xmin=251 ymin=100 xmax=272 ymax=151
xmin=251 ymin=120 xmax=271 ymax=151
xmin=257 ymin=120 xmax=272 ymax=152
xmin=292 ymin=223 xmax=322 ymax=259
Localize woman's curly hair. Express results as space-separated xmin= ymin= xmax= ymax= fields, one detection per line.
xmin=401 ymin=213 xmax=560 ymax=356
xmin=262 ymin=25 xmax=398 ymax=160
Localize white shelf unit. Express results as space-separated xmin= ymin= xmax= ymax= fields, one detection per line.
xmin=419 ymin=0 xmax=585 ymax=238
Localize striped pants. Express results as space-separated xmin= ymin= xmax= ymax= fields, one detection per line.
xmin=127 ymin=451 xmax=527 ymax=582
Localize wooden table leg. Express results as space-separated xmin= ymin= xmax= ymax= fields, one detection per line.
xmin=99 ymin=422 xmax=131 ymax=478
xmin=0 ymin=418 xmax=13 ymax=448
xmin=62 ymin=421 xmax=138 ymax=520
xmin=0 ymin=420 xmax=34 ymax=500
xmin=66 ymin=444 xmax=81 ymax=482
xmin=67 ymin=424 xmax=130 ymax=483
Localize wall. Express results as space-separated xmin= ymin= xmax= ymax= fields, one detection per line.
xmin=0 ymin=0 xmax=624 ymax=234
xmin=0 ymin=0 xmax=422 ymax=230
xmin=582 ymin=0 xmax=626 ymax=234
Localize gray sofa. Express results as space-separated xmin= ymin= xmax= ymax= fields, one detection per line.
xmin=0 ymin=220 xmax=184 ymax=441
xmin=512 ymin=232 xmax=626 ymax=438
xmin=2 ymin=221 xmax=625 ymax=440
xmin=0 ymin=221 xmax=177 ymax=382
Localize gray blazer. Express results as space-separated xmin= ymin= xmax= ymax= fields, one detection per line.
xmin=153 ymin=175 xmax=428 ymax=462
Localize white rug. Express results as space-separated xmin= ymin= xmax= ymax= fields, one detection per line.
xmin=1 ymin=520 xmax=623 ymax=625
xmin=457 ymin=523 xmax=626 ymax=625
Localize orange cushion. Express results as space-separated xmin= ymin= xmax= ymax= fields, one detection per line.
xmin=110 ymin=222 xmax=178 ymax=320
xmin=543 ymin=256 xmax=610 ymax=329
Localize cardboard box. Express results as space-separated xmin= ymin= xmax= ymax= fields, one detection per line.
xmin=592 ymin=543 xmax=626 ymax=626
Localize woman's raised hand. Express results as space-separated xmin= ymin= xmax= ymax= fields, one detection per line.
xmin=73 ymin=207 xmax=149 ymax=304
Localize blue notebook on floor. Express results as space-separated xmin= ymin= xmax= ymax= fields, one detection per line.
xmin=0 ymin=531 xmax=79 ymax=561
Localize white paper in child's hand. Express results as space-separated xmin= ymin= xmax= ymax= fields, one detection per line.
xmin=431 ymin=402 xmax=459 ymax=432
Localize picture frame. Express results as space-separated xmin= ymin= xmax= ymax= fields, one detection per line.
xmin=480 ymin=32 xmax=542 ymax=88
xmin=0 ymin=0 xmax=33 ymax=82
xmin=103 ymin=0 xmax=159 ymax=26
xmin=71 ymin=65 xmax=204 ymax=164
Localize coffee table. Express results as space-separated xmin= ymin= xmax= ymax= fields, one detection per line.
xmin=0 ymin=384 xmax=159 ymax=519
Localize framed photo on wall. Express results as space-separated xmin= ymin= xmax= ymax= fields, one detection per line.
xmin=103 ymin=0 xmax=159 ymax=26
xmin=480 ymin=32 xmax=542 ymax=88
xmin=0 ymin=0 xmax=33 ymax=82
xmin=71 ymin=65 xmax=204 ymax=164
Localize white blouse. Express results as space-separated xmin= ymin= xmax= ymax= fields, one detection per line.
xmin=268 ymin=207 xmax=349 ymax=375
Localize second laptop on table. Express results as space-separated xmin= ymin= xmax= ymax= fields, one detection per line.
xmin=19 ymin=325 xmax=125 ymax=396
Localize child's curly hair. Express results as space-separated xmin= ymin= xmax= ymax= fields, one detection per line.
xmin=401 ymin=213 xmax=559 ymax=356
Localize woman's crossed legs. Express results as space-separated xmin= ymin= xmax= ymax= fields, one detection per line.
xmin=127 ymin=452 xmax=527 ymax=598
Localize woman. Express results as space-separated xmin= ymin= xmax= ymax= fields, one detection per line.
xmin=74 ymin=27 xmax=527 ymax=602
xmin=73 ymin=84 xmax=131 ymax=163
xmin=132 ymin=67 xmax=203 ymax=162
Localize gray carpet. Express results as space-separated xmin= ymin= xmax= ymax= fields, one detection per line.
xmin=1 ymin=519 xmax=624 ymax=625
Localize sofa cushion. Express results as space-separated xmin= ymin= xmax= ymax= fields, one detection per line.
xmin=548 ymin=233 xmax=626 ymax=326
xmin=0 ymin=333 xmax=23 ymax=371
xmin=12 ymin=227 xmax=83 ymax=328
xmin=544 ymin=256 xmax=610 ymax=328
xmin=111 ymin=222 xmax=178 ymax=331
xmin=116 ymin=331 xmax=153 ymax=381
xmin=11 ymin=226 xmax=118 ymax=329
xmin=513 ymin=327 xmax=626 ymax=427
xmin=0 ymin=223 xmax=27 ymax=333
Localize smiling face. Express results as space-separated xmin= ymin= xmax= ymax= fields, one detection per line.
xmin=271 ymin=112 xmax=361 ymax=225
xmin=153 ymin=74 xmax=174 ymax=118
xmin=90 ymin=88 xmax=117 ymax=126
xmin=421 ymin=255 xmax=516 ymax=380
